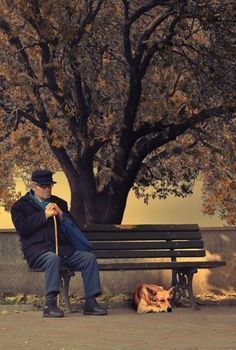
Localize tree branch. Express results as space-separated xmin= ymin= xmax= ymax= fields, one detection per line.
xmin=168 ymin=72 xmax=184 ymax=97
xmin=140 ymin=14 xmax=182 ymax=77
xmin=135 ymin=10 xmax=176 ymax=65
xmin=70 ymin=65 xmax=90 ymax=137
xmin=133 ymin=120 xmax=171 ymax=140
xmin=49 ymin=145 xmax=78 ymax=180
xmin=122 ymin=4 xmax=133 ymax=66
xmin=0 ymin=107 xmax=20 ymax=142
xmin=69 ymin=0 xmax=104 ymax=49
xmin=0 ymin=102 xmax=44 ymax=130
xmin=126 ymin=105 xmax=234 ymax=181
xmin=22 ymin=1 xmax=65 ymax=105
xmin=0 ymin=18 xmax=37 ymax=81
xmin=128 ymin=0 xmax=174 ymax=25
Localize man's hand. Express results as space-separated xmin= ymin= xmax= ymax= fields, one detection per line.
xmin=45 ymin=203 xmax=63 ymax=220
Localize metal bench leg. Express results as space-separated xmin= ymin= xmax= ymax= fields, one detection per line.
xmin=172 ymin=268 xmax=199 ymax=309
xmin=186 ymin=270 xmax=200 ymax=310
xmin=59 ymin=270 xmax=75 ymax=313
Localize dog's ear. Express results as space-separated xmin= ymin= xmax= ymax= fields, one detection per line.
xmin=168 ymin=286 xmax=177 ymax=298
xmin=146 ymin=287 xmax=157 ymax=297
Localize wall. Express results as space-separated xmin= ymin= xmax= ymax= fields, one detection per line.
xmin=0 ymin=227 xmax=235 ymax=296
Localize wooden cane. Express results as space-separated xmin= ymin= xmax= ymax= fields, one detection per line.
xmin=53 ymin=215 xmax=59 ymax=256
xmin=53 ymin=215 xmax=60 ymax=305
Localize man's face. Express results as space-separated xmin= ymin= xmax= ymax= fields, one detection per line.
xmin=32 ymin=183 xmax=53 ymax=201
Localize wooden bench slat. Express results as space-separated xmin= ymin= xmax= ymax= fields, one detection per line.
xmin=30 ymin=260 xmax=225 ymax=272
xmin=97 ymin=260 xmax=226 ymax=271
xmin=83 ymin=224 xmax=200 ymax=232
xmin=92 ymin=250 xmax=206 ymax=259
xmin=85 ymin=231 xmax=202 ymax=241
xmin=30 ymin=266 xmax=73 ymax=272
xmin=91 ymin=241 xmax=204 ymax=250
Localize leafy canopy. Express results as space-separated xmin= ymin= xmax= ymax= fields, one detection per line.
xmin=0 ymin=0 xmax=235 ymax=223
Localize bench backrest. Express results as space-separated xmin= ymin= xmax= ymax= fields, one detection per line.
xmin=83 ymin=224 xmax=205 ymax=260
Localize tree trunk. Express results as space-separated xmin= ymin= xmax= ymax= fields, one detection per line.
xmin=69 ymin=179 xmax=86 ymax=226
xmin=68 ymin=174 xmax=130 ymax=225
xmin=70 ymin=186 xmax=129 ymax=225
xmin=57 ymin=149 xmax=131 ymax=225
xmin=96 ymin=192 xmax=129 ymax=224
xmin=65 ymin=172 xmax=99 ymax=225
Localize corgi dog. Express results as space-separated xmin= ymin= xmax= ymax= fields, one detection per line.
xmin=132 ymin=284 xmax=175 ymax=313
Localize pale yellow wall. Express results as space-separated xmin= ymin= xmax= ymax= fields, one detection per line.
xmin=0 ymin=171 xmax=225 ymax=228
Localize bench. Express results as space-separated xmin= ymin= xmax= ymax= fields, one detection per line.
xmin=31 ymin=224 xmax=226 ymax=312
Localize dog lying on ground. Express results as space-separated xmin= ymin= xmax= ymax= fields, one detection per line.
xmin=132 ymin=284 xmax=175 ymax=313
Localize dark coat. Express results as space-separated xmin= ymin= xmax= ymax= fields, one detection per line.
xmin=11 ymin=192 xmax=75 ymax=267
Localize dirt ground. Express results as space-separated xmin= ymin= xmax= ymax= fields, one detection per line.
xmin=0 ymin=306 xmax=236 ymax=350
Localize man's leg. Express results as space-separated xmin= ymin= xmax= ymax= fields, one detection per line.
xmin=32 ymin=251 xmax=64 ymax=317
xmin=64 ymin=250 xmax=107 ymax=315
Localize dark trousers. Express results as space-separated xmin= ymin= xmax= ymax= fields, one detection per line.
xmin=32 ymin=250 xmax=102 ymax=298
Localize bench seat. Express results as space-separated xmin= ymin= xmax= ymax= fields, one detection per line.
xmin=97 ymin=261 xmax=225 ymax=271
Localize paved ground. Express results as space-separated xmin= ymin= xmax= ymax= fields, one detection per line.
xmin=0 ymin=306 xmax=236 ymax=350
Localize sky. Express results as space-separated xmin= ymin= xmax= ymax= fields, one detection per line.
xmin=0 ymin=171 xmax=225 ymax=229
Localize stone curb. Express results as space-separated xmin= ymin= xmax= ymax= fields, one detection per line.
xmin=0 ymin=304 xmax=34 ymax=312
xmin=1 ymin=299 xmax=236 ymax=313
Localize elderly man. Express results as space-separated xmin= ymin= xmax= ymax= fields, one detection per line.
xmin=11 ymin=169 xmax=107 ymax=317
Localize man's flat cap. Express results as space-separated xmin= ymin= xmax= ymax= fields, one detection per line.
xmin=31 ymin=169 xmax=57 ymax=185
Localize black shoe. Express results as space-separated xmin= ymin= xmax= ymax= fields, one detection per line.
xmin=43 ymin=304 xmax=64 ymax=318
xmin=43 ymin=294 xmax=64 ymax=318
xmin=83 ymin=297 xmax=107 ymax=316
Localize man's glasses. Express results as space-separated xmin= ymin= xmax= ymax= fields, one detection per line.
xmin=35 ymin=184 xmax=54 ymax=189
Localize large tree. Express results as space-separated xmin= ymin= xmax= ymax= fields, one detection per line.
xmin=0 ymin=0 xmax=235 ymax=224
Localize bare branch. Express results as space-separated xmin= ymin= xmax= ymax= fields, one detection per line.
xmin=0 ymin=18 xmax=37 ymax=81
xmin=140 ymin=14 xmax=182 ymax=77
xmin=128 ymin=0 xmax=174 ymax=25
xmin=69 ymin=0 xmax=104 ymax=49
xmin=123 ymin=9 xmax=133 ymax=65
xmin=135 ymin=10 xmax=176 ymax=64
xmin=70 ymin=65 xmax=90 ymax=137
xmin=168 ymin=72 xmax=184 ymax=98
xmin=0 ymin=107 xmax=20 ymax=142
xmin=126 ymin=105 xmax=235 ymax=180
xmin=133 ymin=120 xmax=171 ymax=140
xmin=0 ymin=101 xmax=45 ymax=134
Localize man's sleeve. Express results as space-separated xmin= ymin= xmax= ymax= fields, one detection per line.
xmin=11 ymin=202 xmax=48 ymax=237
